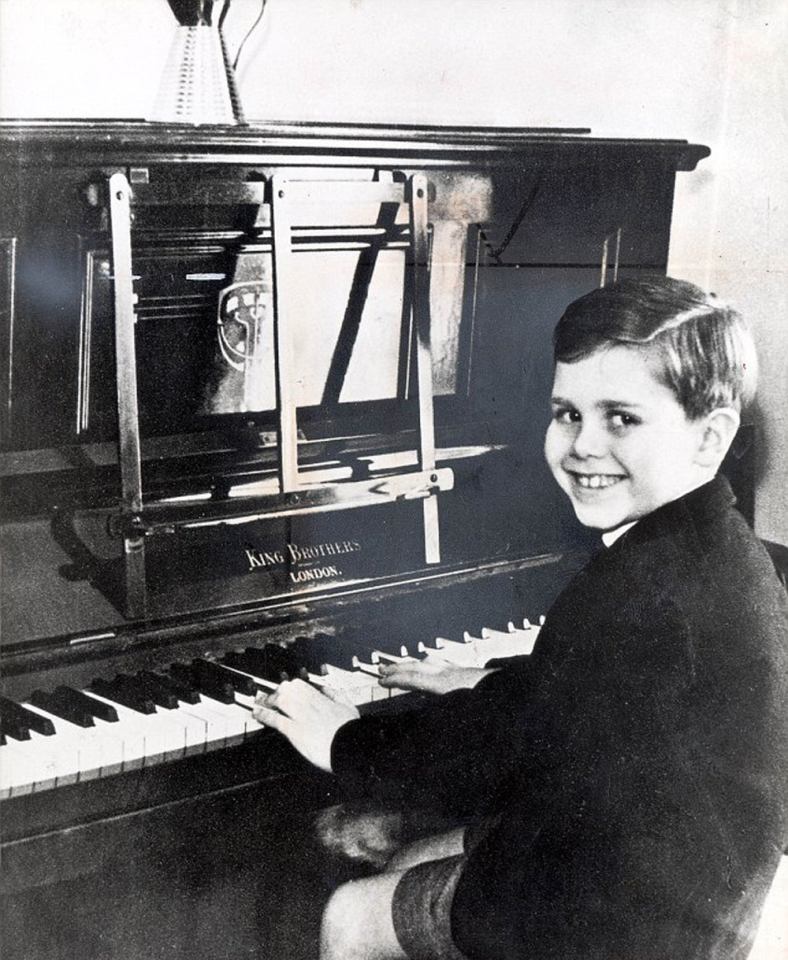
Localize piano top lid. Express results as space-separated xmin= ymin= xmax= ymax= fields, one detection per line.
xmin=0 ymin=119 xmax=710 ymax=171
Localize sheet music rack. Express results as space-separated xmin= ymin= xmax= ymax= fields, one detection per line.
xmin=107 ymin=171 xmax=452 ymax=618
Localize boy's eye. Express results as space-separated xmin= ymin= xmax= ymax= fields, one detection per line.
xmin=609 ymin=411 xmax=640 ymax=429
xmin=552 ymin=407 xmax=580 ymax=424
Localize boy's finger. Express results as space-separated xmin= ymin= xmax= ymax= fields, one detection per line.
xmin=255 ymin=686 xmax=280 ymax=705
xmin=379 ymin=668 xmax=422 ymax=689
xmin=251 ymin=702 xmax=290 ymax=733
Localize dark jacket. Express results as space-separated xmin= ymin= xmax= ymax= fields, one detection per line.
xmin=332 ymin=476 xmax=788 ymax=960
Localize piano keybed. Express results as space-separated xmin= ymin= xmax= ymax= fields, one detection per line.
xmin=0 ymin=616 xmax=543 ymax=800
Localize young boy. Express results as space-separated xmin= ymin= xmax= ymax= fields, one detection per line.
xmin=253 ymin=277 xmax=788 ymax=960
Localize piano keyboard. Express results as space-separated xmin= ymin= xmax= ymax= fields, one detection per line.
xmin=0 ymin=617 xmax=543 ymax=799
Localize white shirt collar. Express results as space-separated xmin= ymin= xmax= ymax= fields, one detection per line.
xmin=601 ymin=521 xmax=637 ymax=547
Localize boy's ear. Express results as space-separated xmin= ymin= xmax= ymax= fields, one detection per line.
xmin=694 ymin=407 xmax=740 ymax=468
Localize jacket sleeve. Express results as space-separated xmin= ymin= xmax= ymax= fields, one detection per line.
xmin=330 ymin=661 xmax=543 ymax=816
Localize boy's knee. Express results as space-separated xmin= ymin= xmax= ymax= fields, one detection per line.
xmin=320 ymin=874 xmax=407 ymax=960
xmin=321 ymin=881 xmax=360 ymax=949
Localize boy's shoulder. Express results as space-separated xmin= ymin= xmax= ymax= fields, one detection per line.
xmin=546 ymin=475 xmax=786 ymax=650
xmin=622 ymin=475 xmax=773 ymax=580
xmin=592 ymin=475 xmax=787 ymax=635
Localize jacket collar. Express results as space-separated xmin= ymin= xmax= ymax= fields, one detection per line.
xmin=610 ymin=474 xmax=737 ymax=550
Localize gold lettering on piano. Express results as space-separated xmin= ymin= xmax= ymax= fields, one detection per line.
xmin=286 ymin=540 xmax=360 ymax=563
xmin=244 ymin=539 xmax=362 ymax=579
xmin=244 ymin=548 xmax=286 ymax=569
xmin=288 ymin=565 xmax=340 ymax=584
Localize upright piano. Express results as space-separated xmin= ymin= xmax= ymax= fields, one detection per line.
xmin=0 ymin=121 xmax=711 ymax=959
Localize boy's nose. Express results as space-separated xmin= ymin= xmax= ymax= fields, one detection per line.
xmin=571 ymin=420 xmax=608 ymax=458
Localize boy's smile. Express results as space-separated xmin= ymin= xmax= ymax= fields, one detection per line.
xmin=544 ymin=346 xmax=711 ymax=531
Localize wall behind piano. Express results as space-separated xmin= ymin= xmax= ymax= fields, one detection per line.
xmin=0 ymin=0 xmax=785 ymax=543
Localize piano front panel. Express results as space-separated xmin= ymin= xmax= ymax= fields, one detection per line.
xmin=6 ymin=583 xmax=561 ymax=960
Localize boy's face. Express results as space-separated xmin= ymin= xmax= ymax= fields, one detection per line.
xmin=544 ymin=345 xmax=710 ymax=531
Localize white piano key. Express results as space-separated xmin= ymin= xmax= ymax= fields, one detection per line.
xmin=478 ymin=627 xmax=514 ymax=641
xmin=420 ymin=638 xmax=482 ymax=666
xmin=94 ymin=713 xmax=146 ymax=773
xmin=219 ymin=663 xmax=278 ymax=693
xmin=86 ymin=689 xmax=219 ymax=768
xmin=82 ymin=692 xmax=170 ymax=768
xmin=441 ymin=632 xmax=473 ymax=645
xmin=169 ymin=706 xmax=210 ymax=756
xmin=14 ymin=730 xmax=60 ymax=793
xmin=0 ymin=741 xmax=38 ymax=797
xmin=168 ymin=705 xmax=213 ymax=757
xmin=176 ymin=697 xmax=236 ymax=751
xmin=66 ymin=695 xmax=144 ymax=776
xmin=205 ymin=665 xmax=290 ymax=738
xmin=14 ymin=707 xmax=82 ymax=783
xmin=21 ymin=702 xmax=107 ymax=782
xmin=1 ymin=735 xmax=57 ymax=793
xmin=370 ymin=650 xmax=410 ymax=664
xmin=479 ymin=626 xmax=538 ymax=658
xmin=12 ymin=727 xmax=78 ymax=790
xmin=195 ymin=695 xmax=254 ymax=747
xmin=351 ymin=656 xmax=383 ymax=678
xmin=327 ymin=664 xmax=384 ymax=704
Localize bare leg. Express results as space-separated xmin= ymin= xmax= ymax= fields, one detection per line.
xmin=320 ymin=828 xmax=467 ymax=960
xmin=315 ymin=802 xmax=467 ymax=868
xmin=320 ymin=869 xmax=409 ymax=960
xmin=385 ymin=826 xmax=467 ymax=872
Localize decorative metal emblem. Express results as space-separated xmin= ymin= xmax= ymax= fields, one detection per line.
xmin=216 ymin=280 xmax=272 ymax=372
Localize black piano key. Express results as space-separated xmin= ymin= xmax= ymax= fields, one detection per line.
xmin=52 ymin=686 xmax=119 ymax=724
xmin=0 ymin=695 xmax=56 ymax=736
xmin=0 ymin=713 xmax=30 ymax=741
xmin=222 ymin=650 xmax=259 ymax=677
xmin=30 ymin=689 xmax=95 ymax=728
xmin=132 ymin=673 xmax=180 ymax=710
xmin=114 ymin=675 xmax=162 ymax=714
xmin=114 ymin=673 xmax=177 ymax=711
xmin=90 ymin=678 xmax=156 ymax=715
xmin=285 ymin=636 xmax=332 ymax=676
xmin=289 ymin=633 xmax=353 ymax=672
xmin=192 ymin=659 xmax=257 ymax=696
xmin=139 ymin=670 xmax=200 ymax=705
xmin=222 ymin=648 xmax=287 ymax=683
xmin=237 ymin=644 xmax=308 ymax=683
xmin=170 ymin=662 xmax=235 ymax=704
xmin=262 ymin=644 xmax=309 ymax=679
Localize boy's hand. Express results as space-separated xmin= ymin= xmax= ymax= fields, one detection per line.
xmin=377 ymin=658 xmax=496 ymax=695
xmin=251 ymin=679 xmax=359 ymax=773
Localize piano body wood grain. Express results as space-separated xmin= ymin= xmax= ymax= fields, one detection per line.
xmin=0 ymin=120 xmax=710 ymax=960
